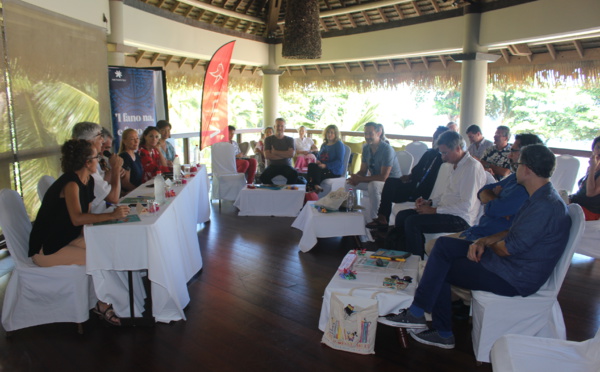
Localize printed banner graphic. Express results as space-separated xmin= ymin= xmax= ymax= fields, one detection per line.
xmin=108 ymin=67 xmax=157 ymax=147
xmin=200 ymin=41 xmax=235 ymax=149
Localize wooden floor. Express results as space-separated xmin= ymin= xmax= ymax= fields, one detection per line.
xmin=0 ymin=201 xmax=598 ymax=372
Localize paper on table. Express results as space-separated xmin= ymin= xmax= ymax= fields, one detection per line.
xmin=93 ymin=214 xmax=141 ymax=226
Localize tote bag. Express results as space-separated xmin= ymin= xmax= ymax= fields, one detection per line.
xmin=321 ymin=293 xmax=379 ymax=355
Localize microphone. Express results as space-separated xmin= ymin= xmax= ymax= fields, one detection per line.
xmin=103 ymin=150 xmax=112 ymax=158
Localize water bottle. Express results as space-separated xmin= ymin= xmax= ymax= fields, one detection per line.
xmin=193 ymin=145 xmax=200 ymax=165
xmin=172 ymin=155 xmax=181 ymax=184
xmin=154 ymin=171 xmax=166 ymax=204
xmin=347 ymin=188 xmax=355 ymax=212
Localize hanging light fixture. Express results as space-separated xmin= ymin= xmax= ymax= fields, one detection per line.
xmin=282 ymin=0 xmax=321 ymax=59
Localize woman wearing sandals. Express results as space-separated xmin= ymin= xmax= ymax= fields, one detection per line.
xmin=306 ymin=125 xmax=345 ymax=193
xmin=29 ymin=139 xmax=130 ymax=326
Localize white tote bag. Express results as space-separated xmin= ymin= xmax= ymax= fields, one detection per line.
xmin=321 ymin=293 xmax=379 ymax=355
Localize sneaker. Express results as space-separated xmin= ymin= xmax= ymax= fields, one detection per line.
xmin=378 ymin=308 xmax=427 ymax=328
xmin=410 ymin=329 xmax=455 ymax=349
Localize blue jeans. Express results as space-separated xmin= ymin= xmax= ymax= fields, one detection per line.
xmin=413 ymin=237 xmax=520 ymax=332
xmin=394 ymin=209 xmax=471 ymax=258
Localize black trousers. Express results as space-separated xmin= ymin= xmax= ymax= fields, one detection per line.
xmin=259 ymin=164 xmax=300 ymax=184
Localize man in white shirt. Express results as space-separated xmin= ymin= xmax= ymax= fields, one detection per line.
xmin=72 ymin=122 xmax=122 ymax=213
xmin=466 ymin=124 xmax=493 ymax=160
xmin=391 ymin=131 xmax=487 ymax=258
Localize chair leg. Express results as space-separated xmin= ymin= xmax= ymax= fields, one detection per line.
xmin=396 ymin=328 xmax=410 ymax=348
xmin=219 ymin=199 xmax=222 ymax=212
xmin=77 ymin=323 xmax=84 ymax=335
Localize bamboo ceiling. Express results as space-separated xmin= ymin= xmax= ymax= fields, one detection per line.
xmin=126 ymin=0 xmax=600 ymax=90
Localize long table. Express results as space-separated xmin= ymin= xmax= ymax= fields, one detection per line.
xmin=84 ymin=166 xmax=210 ymax=323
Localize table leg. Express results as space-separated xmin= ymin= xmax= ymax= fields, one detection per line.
xmin=396 ymin=328 xmax=410 ymax=348
xmin=353 ymin=235 xmax=363 ymax=248
xmin=119 ymin=270 xmax=155 ymax=327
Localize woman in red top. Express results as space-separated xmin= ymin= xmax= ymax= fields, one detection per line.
xmin=139 ymin=126 xmax=170 ymax=182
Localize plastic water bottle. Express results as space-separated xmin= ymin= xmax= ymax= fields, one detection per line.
xmin=347 ymin=188 xmax=355 ymax=212
xmin=172 ymin=155 xmax=181 ymax=184
xmin=193 ymin=145 xmax=200 ymax=165
xmin=154 ymin=171 xmax=166 ymax=204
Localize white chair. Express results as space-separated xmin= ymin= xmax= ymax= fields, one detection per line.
xmin=405 ymin=141 xmax=428 ymax=166
xmin=211 ymin=142 xmax=246 ymax=211
xmin=574 ymin=219 xmax=600 ymax=258
xmin=319 ymin=144 xmax=352 ymax=198
xmin=37 ymin=175 xmax=55 ymax=201
xmin=550 ymin=155 xmax=580 ymax=194
xmin=395 ymin=150 xmax=414 ymax=177
xmin=471 ymin=203 xmax=585 ymax=363
xmin=0 ymin=189 xmax=97 ymax=334
xmin=490 ymin=327 xmax=600 ymax=372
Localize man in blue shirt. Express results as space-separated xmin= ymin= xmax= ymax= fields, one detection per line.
xmin=379 ymin=144 xmax=571 ymax=350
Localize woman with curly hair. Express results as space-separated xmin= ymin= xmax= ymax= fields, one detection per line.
xmin=29 ymin=139 xmax=130 ymax=325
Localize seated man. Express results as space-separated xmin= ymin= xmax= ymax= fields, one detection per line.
xmin=481 ymin=125 xmax=512 ymax=180
xmin=425 ymin=133 xmax=543 ymax=253
xmin=392 ymin=131 xmax=487 ymax=258
xmin=228 ymin=125 xmax=257 ymax=184
xmin=367 ymin=126 xmax=448 ymax=228
xmin=379 ymin=144 xmax=571 ymax=350
xmin=347 ymin=122 xmax=402 ymax=220
xmin=259 ymin=118 xmax=301 ymax=184
xmin=466 ymin=124 xmax=493 ymax=160
xmin=72 ymin=122 xmax=122 ymax=213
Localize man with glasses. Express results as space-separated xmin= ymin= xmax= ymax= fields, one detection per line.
xmin=72 ymin=122 xmax=122 ymax=213
xmin=481 ymin=125 xmax=512 ymax=180
xmin=380 ymin=144 xmax=571 ymax=350
xmin=390 ymin=131 xmax=487 ymax=258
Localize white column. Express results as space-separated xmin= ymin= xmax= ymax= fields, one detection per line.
xmin=262 ymin=44 xmax=284 ymax=127
xmin=458 ymin=9 xmax=488 ymax=137
xmin=108 ymin=0 xmax=125 ymax=66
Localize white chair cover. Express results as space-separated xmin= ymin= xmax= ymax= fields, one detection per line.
xmin=574 ymin=219 xmax=600 ymax=258
xmin=0 ymin=189 xmax=96 ymax=332
xmin=490 ymin=327 xmax=600 ymax=372
xmin=550 ymin=155 xmax=580 ymax=194
xmin=471 ymin=203 xmax=586 ymax=363
xmin=211 ymin=142 xmax=246 ymax=202
xmin=396 ymin=150 xmax=414 ymax=176
xmin=405 ymin=141 xmax=428 ymax=166
xmin=320 ymin=144 xmax=352 ymax=198
xmin=36 ymin=175 xmax=55 ymax=201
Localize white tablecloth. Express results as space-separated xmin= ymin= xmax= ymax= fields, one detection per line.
xmin=233 ymin=185 xmax=306 ymax=217
xmin=291 ymin=201 xmax=372 ymax=252
xmin=84 ymin=166 xmax=210 ymax=323
xmin=318 ymin=251 xmax=420 ymax=331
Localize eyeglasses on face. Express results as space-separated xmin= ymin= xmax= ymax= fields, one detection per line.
xmin=510 ymin=148 xmax=520 ymax=153
xmin=87 ymin=155 xmax=101 ymax=160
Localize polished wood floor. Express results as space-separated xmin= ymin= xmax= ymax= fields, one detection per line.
xmin=0 ymin=201 xmax=598 ymax=372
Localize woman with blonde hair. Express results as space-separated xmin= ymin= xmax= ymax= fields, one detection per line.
xmin=118 ymin=128 xmax=144 ymax=193
xmin=294 ymin=125 xmax=318 ymax=173
xmin=306 ymin=124 xmax=346 ymax=193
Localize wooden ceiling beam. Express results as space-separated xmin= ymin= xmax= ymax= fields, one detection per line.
xmin=179 ymin=57 xmax=188 ymax=68
xmin=150 ymin=53 xmax=160 ymax=66
xmin=404 ymin=58 xmax=412 ymax=70
xmin=333 ymin=16 xmax=343 ymax=30
xmin=319 ymin=18 xmax=329 ymax=32
xmin=229 ymin=64 xmax=236 ymax=74
xmin=157 ymin=0 xmax=167 ymax=8
xmin=508 ymin=43 xmax=532 ymax=56
xmin=315 ymin=65 xmax=322 ymax=75
xmin=358 ymin=61 xmax=366 ymax=72
xmin=378 ymin=8 xmax=389 ymax=23
xmin=421 ymin=56 xmax=429 ymax=69
xmin=573 ymin=40 xmax=584 ymax=58
xmin=362 ymin=11 xmax=373 ymax=26
xmin=183 ymin=5 xmax=194 ymax=17
xmin=171 ymin=1 xmax=180 ymax=13
xmin=500 ymin=48 xmax=510 ymax=63
xmin=192 ymin=59 xmax=201 ymax=70
xmin=328 ymin=64 xmax=335 ymax=73
xmin=412 ymin=1 xmax=422 ymax=16
xmin=323 ymin=0 xmax=332 ymax=10
xmin=164 ymin=55 xmax=173 ymax=66
xmin=178 ymin=0 xmax=264 ymax=23
xmin=348 ymin=13 xmax=357 ymax=27
xmin=394 ymin=4 xmax=405 ymax=19
xmin=430 ymin=0 xmax=440 ymax=13
xmin=373 ymin=60 xmax=379 ymax=72
xmin=546 ymin=43 xmax=557 ymax=60
xmin=265 ymin=0 xmax=282 ymax=37
xmin=251 ymin=66 xmax=259 ymax=75
xmin=439 ymin=55 xmax=447 ymax=68
xmin=239 ymin=64 xmax=247 ymax=74
xmin=344 ymin=63 xmax=352 ymax=73
xmin=285 ymin=66 xmax=292 ymax=76
xmin=388 ymin=59 xmax=395 ymax=72
xmin=300 ymin=65 xmax=307 ymax=75
xmin=135 ymin=50 xmax=145 ymax=64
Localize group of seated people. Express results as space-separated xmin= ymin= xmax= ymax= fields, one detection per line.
xmin=29 ymin=120 xmax=182 ymax=326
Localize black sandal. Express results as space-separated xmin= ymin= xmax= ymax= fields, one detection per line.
xmin=93 ymin=302 xmax=121 ymax=326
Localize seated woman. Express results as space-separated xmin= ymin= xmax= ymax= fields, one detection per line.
xmin=157 ymin=120 xmax=176 ymax=167
xmin=28 ymin=139 xmax=130 ymax=326
xmin=139 ymin=126 xmax=170 ymax=183
xmin=228 ymin=125 xmax=257 ymax=184
xmin=294 ymin=125 xmax=318 ymax=173
xmin=254 ymin=126 xmax=273 ymax=174
xmin=306 ymin=124 xmax=345 ymax=193
xmin=570 ymin=136 xmax=600 ymax=220
xmin=118 ymin=128 xmax=143 ymax=193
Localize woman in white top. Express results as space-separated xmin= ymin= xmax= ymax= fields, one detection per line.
xmin=294 ymin=125 xmax=318 ymax=173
